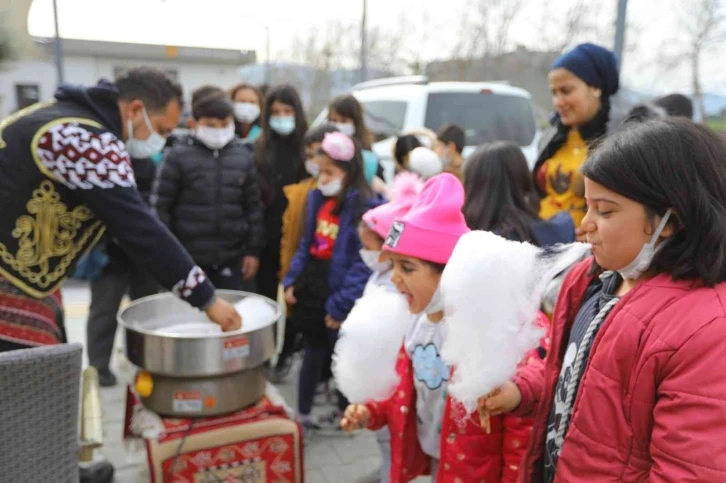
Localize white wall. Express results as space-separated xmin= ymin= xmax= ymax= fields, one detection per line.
xmin=0 ymin=55 xmax=247 ymax=119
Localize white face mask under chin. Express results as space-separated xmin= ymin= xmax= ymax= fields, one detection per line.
xmin=617 ymin=208 xmax=673 ymax=280
xmin=319 ymin=177 xmax=343 ymax=197
xmin=359 ymin=249 xmax=391 ymax=273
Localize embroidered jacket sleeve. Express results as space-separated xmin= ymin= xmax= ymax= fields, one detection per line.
xmin=35 ymin=121 xmax=216 ymax=309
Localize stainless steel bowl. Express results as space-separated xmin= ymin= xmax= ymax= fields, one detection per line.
xmin=118 ymin=290 xmax=283 ymax=378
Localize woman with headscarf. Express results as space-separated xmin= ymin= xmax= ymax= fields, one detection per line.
xmin=534 ymin=43 xmax=620 ymax=239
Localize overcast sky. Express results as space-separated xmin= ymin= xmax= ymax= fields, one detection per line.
xmin=27 ymin=0 xmax=725 ymax=95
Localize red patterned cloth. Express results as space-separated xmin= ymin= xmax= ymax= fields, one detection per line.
xmin=0 ymin=276 xmax=64 ymax=346
xmin=124 ymin=388 xmax=304 ymax=483
xmin=308 ymin=198 xmax=340 ymax=260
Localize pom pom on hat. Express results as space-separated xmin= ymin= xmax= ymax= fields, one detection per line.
xmin=362 ymin=173 xmax=422 ymax=240
xmin=383 ymin=173 xmax=470 ymax=265
xmin=321 ymin=132 xmax=355 ymax=162
xmin=409 ymin=147 xmax=443 ymax=180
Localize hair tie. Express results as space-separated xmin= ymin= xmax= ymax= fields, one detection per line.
xmin=321 ymin=132 xmax=355 ymax=162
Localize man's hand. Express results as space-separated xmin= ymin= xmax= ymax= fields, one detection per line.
xmin=206 ymin=298 xmax=242 ymax=331
xmin=242 ymin=256 xmax=260 ymax=281
xmin=325 ymin=314 xmax=341 ymax=330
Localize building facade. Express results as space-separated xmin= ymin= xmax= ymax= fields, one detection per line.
xmin=0 ymin=37 xmax=256 ymax=119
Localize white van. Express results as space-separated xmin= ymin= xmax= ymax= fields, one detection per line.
xmin=313 ymin=76 xmax=541 ymax=177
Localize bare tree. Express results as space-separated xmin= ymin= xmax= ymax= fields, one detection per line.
xmin=535 ymin=0 xmax=605 ymax=53
xmin=681 ymin=0 xmax=725 ymax=119
xmin=657 ymin=0 xmax=724 ymax=119
xmin=454 ymin=0 xmax=525 ymax=60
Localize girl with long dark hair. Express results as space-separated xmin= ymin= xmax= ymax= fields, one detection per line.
xmin=254 ymin=85 xmax=309 ymax=301
xmin=463 ymin=141 xmax=574 ymax=246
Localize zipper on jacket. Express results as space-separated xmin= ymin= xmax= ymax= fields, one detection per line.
xmin=214 ymin=149 xmax=222 ymax=266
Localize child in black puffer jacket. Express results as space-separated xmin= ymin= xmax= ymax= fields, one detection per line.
xmin=154 ymin=86 xmax=265 ymax=290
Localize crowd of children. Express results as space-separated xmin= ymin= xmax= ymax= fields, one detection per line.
xmin=79 ymin=41 xmax=725 ymax=483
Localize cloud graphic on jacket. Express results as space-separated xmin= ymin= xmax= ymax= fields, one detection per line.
xmin=412 ymin=343 xmax=449 ymax=390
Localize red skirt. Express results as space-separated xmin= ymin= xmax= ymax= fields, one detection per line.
xmin=0 ymin=276 xmax=65 ymax=347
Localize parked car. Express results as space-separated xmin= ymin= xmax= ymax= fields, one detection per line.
xmin=313 ymin=76 xmax=541 ymax=180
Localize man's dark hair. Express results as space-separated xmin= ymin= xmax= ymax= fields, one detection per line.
xmin=304 ymin=123 xmax=339 ymax=147
xmin=583 ymin=118 xmax=726 ymax=286
xmin=437 ymin=124 xmax=465 ymax=153
xmin=191 ymin=86 xmax=234 ymax=120
xmin=115 ymin=67 xmax=183 ymax=112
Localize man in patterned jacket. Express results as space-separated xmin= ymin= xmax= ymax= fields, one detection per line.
xmin=0 ymin=67 xmax=241 ymax=352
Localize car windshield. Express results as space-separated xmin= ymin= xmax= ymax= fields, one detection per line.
xmin=424 ymin=92 xmax=536 ymax=147
xmin=359 ymin=100 xmax=408 ymax=142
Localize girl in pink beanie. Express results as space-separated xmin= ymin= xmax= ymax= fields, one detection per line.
xmin=359 ymin=172 xmax=423 ymax=295
xmin=339 ymin=173 xmax=540 ymax=482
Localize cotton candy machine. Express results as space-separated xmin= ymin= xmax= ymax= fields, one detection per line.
xmin=118 ymin=291 xmax=282 ymax=417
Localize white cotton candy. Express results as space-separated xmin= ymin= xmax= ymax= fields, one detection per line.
xmin=333 ymin=287 xmax=414 ymax=403
xmin=234 ymin=297 xmax=278 ymax=332
xmin=440 ymin=231 xmax=591 ymax=414
xmin=159 ymin=322 xmax=223 ymax=335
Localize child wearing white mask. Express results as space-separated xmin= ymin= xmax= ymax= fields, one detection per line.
xmin=328 ymin=95 xmax=387 ymax=192
xmin=273 ymin=124 xmax=341 ymax=382
xmin=283 ymin=132 xmax=385 ymax=434
xmin=154 ymin=86 xmax=264 ymax=289
xmin=230 ymin=83 xmax=263 ymax=143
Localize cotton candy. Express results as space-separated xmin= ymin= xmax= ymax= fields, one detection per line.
xmin=440 ymin=231 xmax=590 ymax=414
xmin=160 ymin=322 xmax=223 ymax=335
xmin=234 ymin=297 xmax=279 ymax=333
xmin=333 ymin=287 xmax=415 ymax=403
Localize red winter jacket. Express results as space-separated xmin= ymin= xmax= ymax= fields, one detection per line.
xmin=365 ymin=313 xmax=549 ymax=483
xmin=515 ymin=258 xmax=726 ymax=482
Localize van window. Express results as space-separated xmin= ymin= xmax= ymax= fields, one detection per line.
xmin=424 ymin=93 xmax=536 ymax=147
xmin=360 ymin=101 xmax=408 ymax=142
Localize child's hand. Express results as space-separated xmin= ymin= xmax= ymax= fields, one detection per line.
xmin=477 ymin=381 xmax=522 ymax=418
xmin=242 ymin=256 xmax=260 ymax=280
xmin=325 ymin=314 xmax=342 ymax=330
xmin=285 ymin=286 xmax=296 ymax=305
xmin=341 ymin=404 xmax=371 ymax=432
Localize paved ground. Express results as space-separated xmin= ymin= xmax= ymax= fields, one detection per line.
xmin=62 ymin=281 xmax=430 ymax=483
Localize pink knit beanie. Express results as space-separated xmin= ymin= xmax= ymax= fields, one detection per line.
xmin=383 ymin=173 xmax=470 ymax=264
xmin=362 ymin=173 xmax=422 ymax=239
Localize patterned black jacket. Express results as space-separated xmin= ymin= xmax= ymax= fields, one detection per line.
xmin=0 ymin=80 xmax=215 ymax=309
xmin=153 ymin=135 xmax=265 ymax=267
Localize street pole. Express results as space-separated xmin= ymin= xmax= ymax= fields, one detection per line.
xmin=52 ymin=0 xmax=64 ymax=85
xmin=265 ymin=26 xmax=271 ymax=85
xmin=613 ymin=0 xmax=628 ymax=68
xmin=360 ymin=0 xmax=368 ymax=83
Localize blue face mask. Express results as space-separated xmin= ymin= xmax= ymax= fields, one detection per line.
xmin=269 ymin=116 xmax=295 ymax=136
